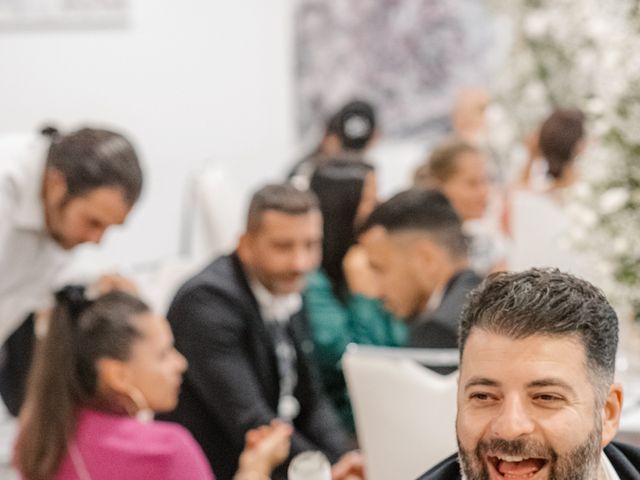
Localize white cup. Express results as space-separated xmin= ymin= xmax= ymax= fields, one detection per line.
xmin=287 ymin=451 xmax=332 ymax=480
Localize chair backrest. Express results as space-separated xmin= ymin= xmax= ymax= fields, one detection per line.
xmin=343 ymin=345 xmax=458 ymax=480
xmin=180 ymin=161 xmax=245 ymax=263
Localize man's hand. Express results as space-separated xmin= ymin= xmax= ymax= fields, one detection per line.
xmin=332 ymin=451 xmax=365 ymax=480
xmin=343 ymin=245 xmax=378 ymax=299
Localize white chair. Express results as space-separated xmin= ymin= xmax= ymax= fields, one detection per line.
xmin=180 ymin=161 xmax=245 ymax=264
xmin=0 ymin=401 xmax=18 ymax=479
xmin=342 ymin=345 xmax=458 ymax=480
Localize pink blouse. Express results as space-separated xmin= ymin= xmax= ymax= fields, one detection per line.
xmin=50 ymin=409 xmax=215 ymax=480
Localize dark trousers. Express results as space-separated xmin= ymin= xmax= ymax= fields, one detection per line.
xmin=0 ymin=315 xmax=35 ymax=416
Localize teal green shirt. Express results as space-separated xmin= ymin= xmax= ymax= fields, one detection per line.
xmin=304 ymin=270 xmax=407 ymax=432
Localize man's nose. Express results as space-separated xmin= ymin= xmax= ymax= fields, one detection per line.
xmin=490 ymin=395 xmax=536 ymax=440
xmin=291 ymin=248 xmax=315 ymax=272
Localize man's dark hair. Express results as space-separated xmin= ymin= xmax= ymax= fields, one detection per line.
xmin=246 ymin=183 xmax=319 ymax=232
xmin=359 ymin=188 xmax=467 ymax=259
xmin=43 ymin=127 xmax=143 ymax=205
xmin=460 ymin=268 xmax=618 ymax=400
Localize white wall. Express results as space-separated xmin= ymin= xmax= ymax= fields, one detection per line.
xmin=0 ymin=0 xmax=296 ymax=268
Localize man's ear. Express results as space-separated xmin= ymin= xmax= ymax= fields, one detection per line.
xmin=411 ymin=237 xmax=439 ymax=270
xmin=601 ymin=383 xmax=623 ymax=447
xmin=409 ymin=237 xmax=441 ymax=289
xmin=96 ymin=357 xmax=132 ymax=397
xmin=43 ymin=168 xmax=68 ymax=204
xmin=236 ymin=232 xmax=252 ymax=265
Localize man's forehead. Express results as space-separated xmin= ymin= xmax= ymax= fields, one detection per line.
xmin=361 ymin=226 xmax=428 ymax=246
xmin=460 ymin=328 xmax=588 ymax=377
xmin=256 ymin=209 xmax=321 ymax=233
xmin=78 ymin=187 xmax=130 ymax=224
xmin=463 ymin=328 xmax=585 ymax=352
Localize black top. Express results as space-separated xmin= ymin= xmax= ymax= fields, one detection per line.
xmin=158 ymin=254 xmax=350 ymax=480
xmin=409 ymin=269 xmax=482 ymax=350
xmin=416 ymin=442 xmax=640 ymax=479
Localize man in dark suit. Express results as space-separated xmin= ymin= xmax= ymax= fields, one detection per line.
xmin=161 ymin=184 xmax=360 ymax=480
xmin=418 ymin=269 xmax=640 ymax=479
xmin=358 ymin=189 xmax=481 ymax=352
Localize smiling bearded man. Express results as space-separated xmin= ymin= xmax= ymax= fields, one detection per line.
xmin=417 ymin=268 xmax=640 ymax=480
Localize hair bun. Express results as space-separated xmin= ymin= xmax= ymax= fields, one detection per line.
xmin=343 ymin=113 xmax=372 ymax=140
xmin=40 ymin=126 xmax=60 ymax=139
xmin=55 ymin=285 xmax=90 ymax=320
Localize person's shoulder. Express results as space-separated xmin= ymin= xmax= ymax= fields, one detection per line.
xmin=433 ymin=269 xmax=481 ymax=320
xmin=453 ymin=269 xmax=483 ymax=289
xmin=415 ymin=453 xmax=461 ymax=479
xmin=145 ymin=420 xmax=202 ymax=449
xmin=0 ymin=133 xmax=45 ymax=206
xmin=75 ymin=411 xmax=214 ymax=479
xmin=171 ymin=254 xmax=246 ymax=305
xmin=114 ymin=417 xmax=206 ymax=459
xmin=305 ymin=269 xmax=332 ymax=291
xmin=605 ymin=441 xmax=640 ymax=475
xmin=78 ymin=410 xmax=195 ymax=452
xmin=148 ymin=420 xmax=215 ymax=479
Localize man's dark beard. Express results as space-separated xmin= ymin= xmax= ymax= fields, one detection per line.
xmin=457 ymin=426 xmax=602 ymax=480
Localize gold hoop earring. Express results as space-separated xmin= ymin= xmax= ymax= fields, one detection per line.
xmin=128 ymin=388 xmax=153 ymax=423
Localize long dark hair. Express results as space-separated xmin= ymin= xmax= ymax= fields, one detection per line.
xmin=309 ymin=160 xmax=374 ymax=302
xmin=16 ymin=287 xmax=149 ymax=480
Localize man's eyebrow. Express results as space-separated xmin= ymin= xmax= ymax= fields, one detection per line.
xmin=464 ymin=377 xmax=500 ymax=391
xmin=527 ymin=378 xmax=578 ymax=395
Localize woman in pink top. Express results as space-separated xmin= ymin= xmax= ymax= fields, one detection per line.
xmin=14 ymin=287 xmax=291 ymax=480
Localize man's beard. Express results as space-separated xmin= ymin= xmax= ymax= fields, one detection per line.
xmin=457 ymin=425 xmax=602 ymax=480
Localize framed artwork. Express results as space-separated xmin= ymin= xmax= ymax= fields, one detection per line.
xmin=0 ymin=0 xmax=129 ymax=29
xmin=295 ymin=0 xmax=502 ymax=140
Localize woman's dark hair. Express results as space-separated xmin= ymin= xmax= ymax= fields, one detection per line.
xmin=538 ymin=109 xmax=585 ymax=180
xmin=326 ymin=100 xmax=377 ymax=151
xmin=309 ymin=160 xmax=374 ymax=301
xmin=42 ymin=126 xmax=143 ymax=205
xmin=16 ymin=288 xmax=149 ymax=480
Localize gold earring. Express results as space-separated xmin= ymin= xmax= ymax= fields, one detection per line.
xmin=128 ymin=388 xmax=153 ymax=423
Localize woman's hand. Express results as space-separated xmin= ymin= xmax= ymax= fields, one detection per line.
xmin=236 ymin=420 xmax=293 ymax=478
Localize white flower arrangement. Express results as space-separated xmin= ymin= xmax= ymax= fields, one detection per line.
xmin=488 ymin=0 xmax=640 ymax=319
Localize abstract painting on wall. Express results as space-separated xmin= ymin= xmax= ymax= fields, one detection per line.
xmin=295 ymin=0 xmax=504 ymax=140
xmin=0 ymin=0 xmax=129 ymax=29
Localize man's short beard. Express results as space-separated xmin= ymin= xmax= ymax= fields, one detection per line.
xmin=457 ymin=425 xmax=602 ymax=480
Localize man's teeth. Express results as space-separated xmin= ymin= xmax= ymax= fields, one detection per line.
xmin=497 ymin=455 xmax=525 ymax=462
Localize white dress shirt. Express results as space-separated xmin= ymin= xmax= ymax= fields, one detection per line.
xmin=0 ymin=133 xmax=72 ymax=344
xmin=602 ymin=450 xmax=621 ymax=480
xmin=248 ymin=276 xmax=302 ymax=325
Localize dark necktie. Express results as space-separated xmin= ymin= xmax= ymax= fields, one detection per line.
xmin=267 ymin=320 xmax=300 ymax=421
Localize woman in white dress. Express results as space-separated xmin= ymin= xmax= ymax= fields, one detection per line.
xmin=506 ymin=108 xmax=588 ymax=276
